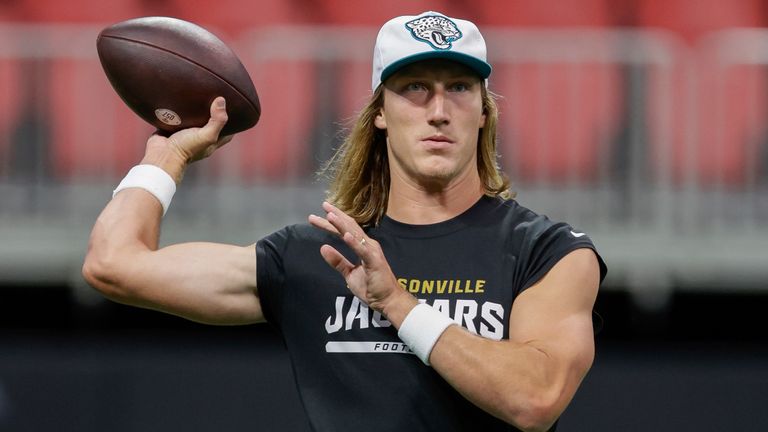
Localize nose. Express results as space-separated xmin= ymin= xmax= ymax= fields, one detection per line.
xmin=427 ymin=87 xmax=449 ymax=127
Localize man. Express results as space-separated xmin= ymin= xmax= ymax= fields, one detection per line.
xmin=83 ymin=11 xmax=605 ymax=432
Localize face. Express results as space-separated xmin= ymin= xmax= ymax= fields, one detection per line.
xmin=374 ymin=59 xmax=487 ymax=190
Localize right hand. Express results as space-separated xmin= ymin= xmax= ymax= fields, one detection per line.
xmin=141 ymin=96 xmax=233 ymax=182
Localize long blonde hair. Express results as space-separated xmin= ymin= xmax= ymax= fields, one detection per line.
xmin=321 ymin=84 xmax=512 ymax=227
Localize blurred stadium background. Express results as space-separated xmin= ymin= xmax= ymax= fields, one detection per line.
xmin=1 ymin=0 xmax=767 ymax=430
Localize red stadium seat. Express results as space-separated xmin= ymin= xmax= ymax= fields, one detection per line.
xmin=475 ymin=0 xmax=624 ymax=183
xmin=0 ymin=0 xmax=22 ymax=22
xmin=10 ymin=0 xmax=146 ymax=23
xmin=156 ymin=0 xmax=316 ymax=38
xmin=0 ymin=57 xmax=22 ymax=173
xmin=0 ymin=5 xmax=33 ymax=174
xmin=9 ymin=0 xmax=159 ymax=180
xmin=637 ymin=0 xmax=765 ymax=44
xmin=639 ymin=0 xmax=768 ymax=185
xmin=474 ymin=0 xmax=613 ymax=27
xmin=48 ymin=57 xmax=150 ymax=179
xmin=495 ymin=62 xmax=623 ymax=183
xmin=1 ymin=20 xmax=149 ymax=180
xmin=230 ymin=50 xmax=317 ymax=180
xmin=0 ymin=58 xmax=55 ymax=180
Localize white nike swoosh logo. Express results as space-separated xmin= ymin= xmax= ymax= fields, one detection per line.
xmin=570 ymin=231 xmax=586 ymax=238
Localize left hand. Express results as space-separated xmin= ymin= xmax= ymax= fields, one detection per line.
xmin=308 ymin=202 xmax=413 ymax=316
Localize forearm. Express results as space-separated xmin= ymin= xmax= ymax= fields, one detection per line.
xmin=428 ymin=327 xmax=566 ymax=431
xmin=84 ymin=190 xmax=165 ymax=293
xmin=382 ymin=291 xmax=581 ymax=432
xmin=83 ymin=144 xmax=190 ymax=298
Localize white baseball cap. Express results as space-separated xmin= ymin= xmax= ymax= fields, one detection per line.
xmin=371 ymin=11 xmax=492 ymax=90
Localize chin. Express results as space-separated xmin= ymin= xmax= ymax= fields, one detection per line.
xmin=418 ymin=157 xmax=456 ymax=175
xmin=414 ymin=166 xmax=459 ymax=185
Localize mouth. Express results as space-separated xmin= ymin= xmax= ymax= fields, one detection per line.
xmin=421 ymin=135 xmax=454 ymax=147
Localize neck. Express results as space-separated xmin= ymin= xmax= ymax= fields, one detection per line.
xmin=386 ymin=167 xmax=484 ymax=225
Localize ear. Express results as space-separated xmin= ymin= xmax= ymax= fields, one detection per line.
xmin=478 ymin=111 xmax=487 ymax=129
xmin=374 ymin=109 xmax=387 ymax=130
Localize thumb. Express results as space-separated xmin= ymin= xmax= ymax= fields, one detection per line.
xmin=200 ymin=96 xmax=229 ymax=141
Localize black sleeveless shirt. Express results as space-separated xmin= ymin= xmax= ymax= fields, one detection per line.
xmin=256 ymin=196 xmax=607 ymax=432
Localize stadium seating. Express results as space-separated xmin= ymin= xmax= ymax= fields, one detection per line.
xmin=6 ymin=0 xmax=767 ymax=186
xmin=155 ymin=0 xmax=317 ymax=38
xmin=0 ymin=56 xmax=22 ymax=174
xmin=476 ymin=0 xmax=613 ymax=27
xmin=638 ymin=0 xmax=768 ymax=185
xmin=637 ymin=0 xmax=765 ymax=44
xmin=315 ymin=0 xmax=451 ymax=26
xmin=8 ymin=0 xmax=145 ymax=23
xmin=48 ymin=57 xmax=150 ymax=179
xmin=13 ymin=0 xmax=323 ymax=181
xmin=7 ymin=0 xmax=154 ymax=179
xmin=0 ymin=0 xmax=20 ymax=166
xmin=474 ymin=0 xmax=624 ymax=184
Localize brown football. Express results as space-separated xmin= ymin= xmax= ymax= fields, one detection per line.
xmin=96 ymin=16 xmax=260 ymax=136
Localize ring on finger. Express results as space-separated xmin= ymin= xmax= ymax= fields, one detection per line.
xmin=359 ymin=237 xmax=367 ymax=246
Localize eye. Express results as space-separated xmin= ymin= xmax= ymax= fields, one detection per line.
xmin=450 ymin=82 xmax=470 ymax=92
xmin=404 ymin=82 xmax=427 ymax=92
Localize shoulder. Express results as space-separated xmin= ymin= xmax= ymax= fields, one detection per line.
xmin=260 ymin=223 xmax=336 ymax=251
xmin=490 ymin=196 xmax=606 ymax=270
xmin=485 ymin=197 xmax=567 ymax=239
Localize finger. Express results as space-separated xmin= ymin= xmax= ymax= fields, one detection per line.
xmin=319 ymin=244 xmax=355 ymax=277
xmin=308 ymin=214 xmax=341 ymax=236
xmin=324 ymin=203 xmax=365 ymax=240
xmin=323 ymin=201 xmax=353 ymax=226
xmin=199 ymin=97 xmax=229 ymax=142
xmin=325 ymin=212 xmax=351 ymax=235
xmin=322 ymin=200 xmax=347 ymax=217
xmin=341 ymin=231 xmax=373 ymax=267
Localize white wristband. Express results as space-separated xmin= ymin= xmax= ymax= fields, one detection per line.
xmin=398 ymin=303 xmax=455 ymax=365
xmin=113 ymin=164 xmax=177 ymax=216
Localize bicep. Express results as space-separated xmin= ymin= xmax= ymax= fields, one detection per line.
xmin=118 ymin=242 xmax=263 ymax=325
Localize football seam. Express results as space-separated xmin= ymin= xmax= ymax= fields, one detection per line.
xmin=99 ymin=34 xmax=259 ymax=115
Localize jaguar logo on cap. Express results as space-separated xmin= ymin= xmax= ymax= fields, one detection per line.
xmin=405 ymin=15 xmax=463 ymax=50
xmin=371 ymin=11 xmax=491 ymax=90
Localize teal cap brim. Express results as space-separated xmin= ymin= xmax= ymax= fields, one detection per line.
xmin=379 ymin=51 xmax=492 ymax=86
